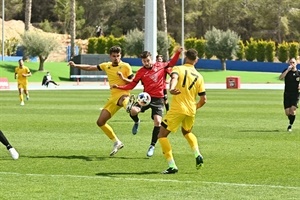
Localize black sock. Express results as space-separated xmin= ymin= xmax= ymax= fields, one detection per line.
xmin=130 ymin=114 xmax=139 ymax=123
xmin=288 ymin=115 xmax=296 ymax=125
xmin=0 ymin=130 xmax=12 ymax=150
xmin=150 ymin=126 xmax=160 ymax=146
xmin=165 ymin=103 xmax=169 ymax=111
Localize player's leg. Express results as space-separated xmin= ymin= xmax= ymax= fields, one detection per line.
xmin=23 ymin=84 xmax=29 ymax=100
xmin=182 ymin=116 xmax=203 ymax=169
xmin=0 ymin=130 xmax=19 ymax=160
xmin=163 ymin=89 xmax=169 ymax=112
xmin=158 ymin=111 xmax=180 ymax=174
xmin=98 ymin=100 xmax=124 ymax=156
xmin=18 ymin=86 xmax=24 ymax=105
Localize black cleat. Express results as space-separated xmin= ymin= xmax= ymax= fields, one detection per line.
xmin=161 ymin=167 xmax=178 ymax=174
xmin=196 ymin=155 xmax=204 ymax=169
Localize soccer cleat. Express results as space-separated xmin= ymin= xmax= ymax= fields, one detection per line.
xmin=126 ymin=95 xmax=136 ymax=113
xmin=109 ymin=141 xmax=124 ymax=156
xmin=287 ymin=125 xmax=292 ymax=132
xmin=146 ymin=145 xmax=155 ymax=157
xmin=20 ymin=101 xmax=25 ymax=106
xmin=196 ymin=155 xmax=204 ymax=169
xmin=26 ymin=96 xmax=30 ymax=101
xmin=161 ymin=167 xmax=178 ymax=174
xmin=9 ymin=148 xmax=19 ymax=160
xmin=132 ymin=120 xmax=140 ymax=135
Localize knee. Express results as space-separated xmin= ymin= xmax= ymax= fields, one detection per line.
xmin=96 ymin=119 xmax=104 ymax=127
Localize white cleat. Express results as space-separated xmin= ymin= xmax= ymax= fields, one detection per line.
xmin=110 ymin=141 xmax=124 ymax=156
xmin=9 ymin=148 xmax=19 ymax=160
xmin=146 ymin=145 xmax=155 ymax=157
xmin=20 ymin=101 xmax=25 ymax=106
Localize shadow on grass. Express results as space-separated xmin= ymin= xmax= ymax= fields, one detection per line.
xmin=20 ymin=155 xmax=149 ymax=161
xmin=59 ymin=76 xmax=71 ymax=81
xmin=1 ymin=63 xmax=39 ymax=73
xmin=238 ymin=130 xmax=280 ymax=133
xmin=95 ymin=171 xmax=159 ymax=176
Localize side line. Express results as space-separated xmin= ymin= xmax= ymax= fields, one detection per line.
xmin=0 ymin=171 xmax=299 ymax=190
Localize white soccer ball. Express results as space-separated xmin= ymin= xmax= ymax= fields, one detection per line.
xmin=137 ymin=92 xmax=151 ymax=106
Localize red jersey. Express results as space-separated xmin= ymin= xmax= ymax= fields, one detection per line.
xmin=118 ymin=51 xmax=180 ymax=98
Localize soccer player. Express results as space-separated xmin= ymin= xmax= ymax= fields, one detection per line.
xmin=14 ymin=59 xmax=32 ymax=106
xmin=42 ymin=72 xmax=60 ymax=87
xmin=279 ymin=58 xmax=300 ymax=132
xmin=0 ymin=130 xmax=19 ymax=160
xmin=158 ymin=49 xmax=207 ymax=174
xmin=156 ymin=55 xmax=170 ymax=112
xmin=112 ymin=47 xmax=183 ymax=157
xmin=68 ymin=46 xmax=134 ymax=156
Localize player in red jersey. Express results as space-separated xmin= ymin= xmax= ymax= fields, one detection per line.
xmin=112 ymin=47 xmax=183 ymax=157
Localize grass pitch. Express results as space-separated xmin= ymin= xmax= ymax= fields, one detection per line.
xmin=0 ymin=89 xmax=299 ymax=199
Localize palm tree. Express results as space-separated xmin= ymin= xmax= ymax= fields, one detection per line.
xmin=70 ymin=0 xmax=76 ymax=59
xmin=24 ymin=0 xmax=32 ymax=31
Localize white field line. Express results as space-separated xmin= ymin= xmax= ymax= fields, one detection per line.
xmin=0 ymin=171 xmax=299 ymax=190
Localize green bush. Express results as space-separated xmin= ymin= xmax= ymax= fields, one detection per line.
xmin=236 ymin=40 xmax=245 ymax=60
xmin=245 ymin=38 xmax=257 ymax=61
xmin=96 ymin=36 xmax=107 ymax=54
xmin=277 ymin=41 xmax=289 ymax=63
xmin=195 ymin=38 xmax=206 ymax=59
xmin=265 ymin=40 xmax=275 ymax=62
xmin=124 ymin=28 xmax=144 ymax=57
xmin=289 ymin=42 xmax=299 ymax=59
xmin=87 ymin=37 xmax=97 ymax=54
xmin=256 ymin=40 xmax=267 ymax=62
xmin=184 ymin=38 xmax=196 ymax=50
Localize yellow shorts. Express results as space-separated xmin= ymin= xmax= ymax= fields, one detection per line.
xmin=18 ymin=82 xmax=28 ymax=90
xmin=103 ymin=94 xmax=126 ymax=116
xmin=162 ymin=110 xmax=195 ymax=133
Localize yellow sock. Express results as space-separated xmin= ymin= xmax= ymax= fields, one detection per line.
xmin=184 ymin=132 xmax=201 ymax=158
xmin=122 ymin=96 xmax=129 ymax=109
xmin=100 ymin=124 xmax=118 ymax=142
xmin=19 ymin=94 xmax=23 ymax=102
xmin=158 ymin=137 xmax=177 ymax=168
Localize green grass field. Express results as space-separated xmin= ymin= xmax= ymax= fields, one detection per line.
xmin=0 ymin=89 xmax=299 ymax=199
xmin=0 ymin=60 xmax=283 ymax=83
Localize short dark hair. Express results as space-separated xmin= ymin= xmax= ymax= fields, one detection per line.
xmin=109 ymin=46 xmax=122 ymax=55
xmin=156 ymin=55 xmax=163 ymax=59
xmin=140 ymin=51 xmax=151 ymax=59
xmin=185 ymin=49 xmax=198 ymax=61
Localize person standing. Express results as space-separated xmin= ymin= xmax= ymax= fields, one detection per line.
xmin=157 ymin=49 xmax=207 ymax=174
xmin=68 ymin=46 xmax=134 ymax=156
xmin=156 ymin=54 xmax=170 ymax=112
xmin=112 ymin=47 xmax=183 ymax=157
xmin=279 ymin=58 xmax=300 ymax=132
xmin=14 ymin=59 xmax=32 ymax=106
xmin=0 ymin=130 xmax=19 ymax=160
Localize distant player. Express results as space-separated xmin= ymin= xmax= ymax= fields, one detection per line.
xmin=14 ymin=59 xmax=32 ymax=106
xmin=279 ymin=58 xmax=300 ymax=132
xmin=0 ymin=130 xmax=19 ymax=160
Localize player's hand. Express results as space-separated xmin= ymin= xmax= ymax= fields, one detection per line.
xmin=177 ymin=47 xmax=184 ymax=53
xmin=169 ymin=88 xmax=181 ymax=95
xmin=68 ymin=61 xmax=75 ymax=67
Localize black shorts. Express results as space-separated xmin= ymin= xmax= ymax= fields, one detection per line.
xmin=139 ymin=97 xmax=164 ymax=120
xmin=283 ymin=92 xmax=299 ymax=109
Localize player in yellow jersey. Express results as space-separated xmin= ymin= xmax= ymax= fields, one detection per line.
xmin=157 ymin=49 xmax=207 ymax=174
xmin=68 ymin=46 xmax=134 ymax=156
xmin=14 ymin=59 xmax=32 ymax=106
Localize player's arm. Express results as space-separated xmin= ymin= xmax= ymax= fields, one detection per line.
xmin=279 ymin=66 xmax=293 ymax=80
xmin=169 ymin=72 xmax=181 ymax=95
xmin=117 ymin=71 xmax=134 ymax=83
xmin=196 ymin=92 xmax=207 ymax=109
xmin=167 ymin=47 xmax=184 ymax=67
xmin=68 ymin=61 xmax=99 ymax=71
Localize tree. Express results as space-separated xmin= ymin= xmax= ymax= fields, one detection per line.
xmin=24 ymin=0 xmax=32 ymax=31
xmin=70 ymin=0 xmax=76 ymax=59
xmin=21 ymin=31 xmax=60 ymax=71
xmin=205 ymin=27 xmax=240 ymax=70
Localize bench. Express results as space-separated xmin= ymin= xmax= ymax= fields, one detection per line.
xmin=70 ymin=75 xmax=108 ymax=85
